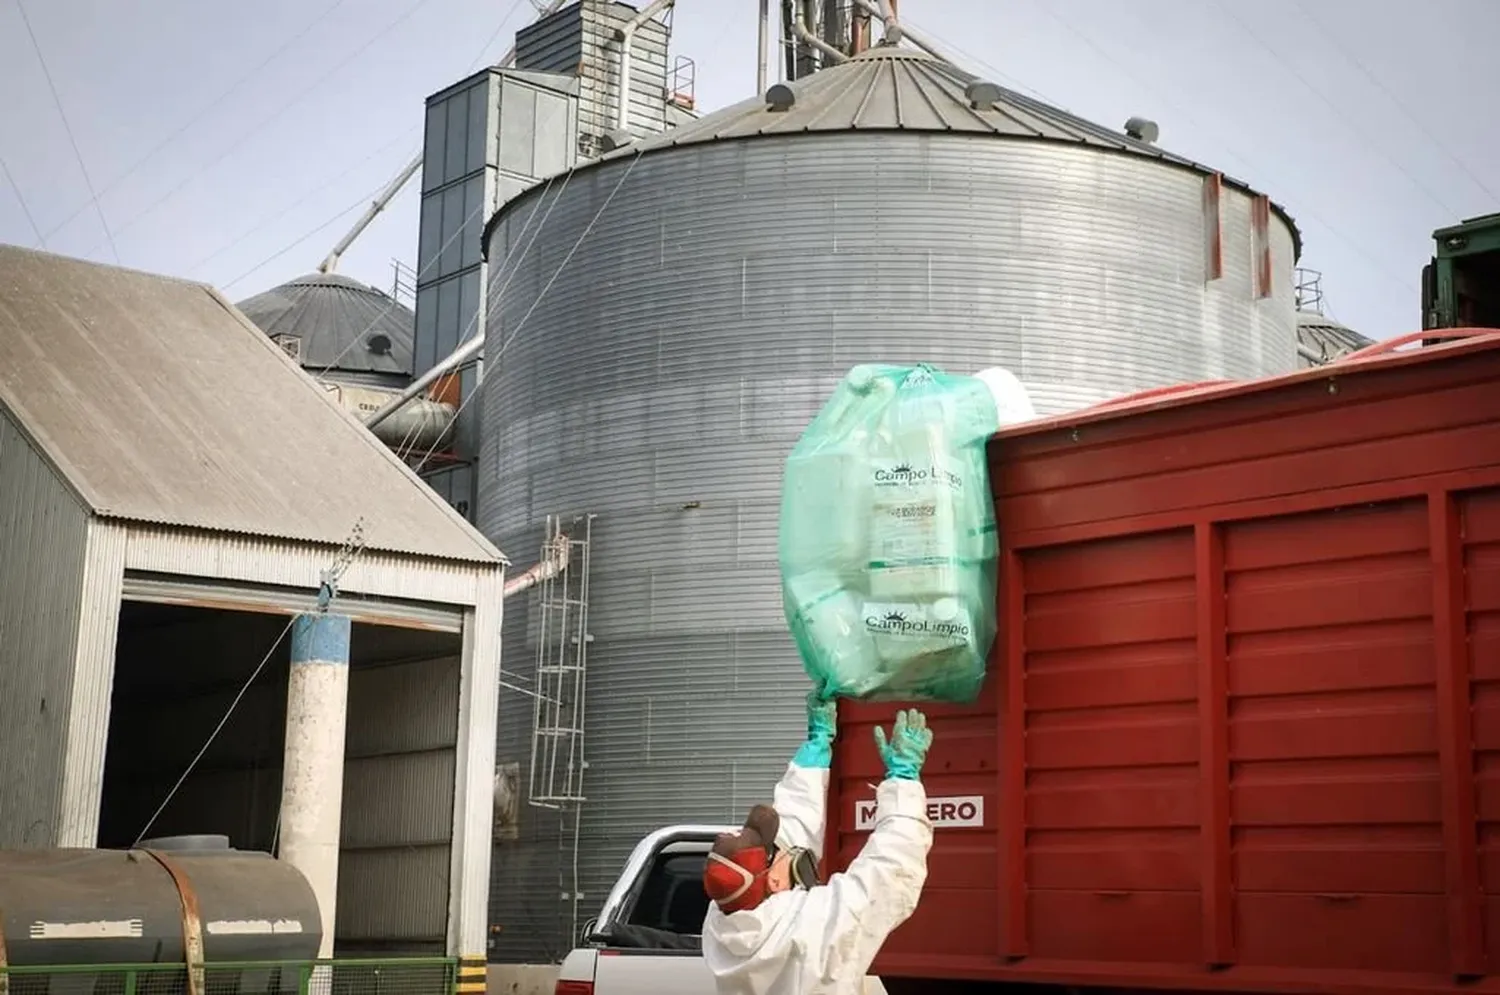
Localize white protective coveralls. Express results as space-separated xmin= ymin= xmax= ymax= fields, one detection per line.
xmin=701 ymin=761 xmax=934 ymax=995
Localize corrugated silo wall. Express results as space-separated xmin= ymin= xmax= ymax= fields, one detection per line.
xmin=481 ymin=132 xmax=1298 ymax=961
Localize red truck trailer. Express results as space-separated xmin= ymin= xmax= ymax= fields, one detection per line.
xmin=831 ymin=329 xmax=1500 ymax=995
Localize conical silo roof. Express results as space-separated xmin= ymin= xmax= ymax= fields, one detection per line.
xmin=593 ymin=43 xmax=1299 ymax=253
xmin=236 ymin=272 xmax=414 ymax=381
xmin=1296 ymin=309 xmax=1373 ymax=365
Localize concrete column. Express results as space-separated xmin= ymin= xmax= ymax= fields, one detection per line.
xmin=277 ymin=611 xmax=352 ymax=959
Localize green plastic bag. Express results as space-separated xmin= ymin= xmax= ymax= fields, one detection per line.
xmin=779 ymin=364 xmax=1003 ymax=704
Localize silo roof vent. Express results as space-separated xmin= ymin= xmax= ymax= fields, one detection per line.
xmin=964 ymin=80 xmax=1002 ymax=110
xmin=1124 ymin=116 xmax=1160 ymax=144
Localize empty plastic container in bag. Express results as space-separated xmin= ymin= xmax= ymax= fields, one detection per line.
xmin=779 ymin=363 xmax=1034 ymax=703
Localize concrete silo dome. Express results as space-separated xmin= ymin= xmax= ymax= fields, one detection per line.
xmin=236 ymin=272 xmax=415 ymax=388
xmin=479 ymin=41 xmax=1303 ymax=962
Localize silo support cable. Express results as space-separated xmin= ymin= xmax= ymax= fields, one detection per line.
xmin=364 ymin=169 xmax=572 ymax=434
xmin=908 ymin=4 xmax=1420 ymax=295
xmin=488 ymin=153 xmax=647 ymax=363
xmin=399 ymin=152 xmax=648 ymax=475
xmin=38 ymin=0 xmax=351 ymax=245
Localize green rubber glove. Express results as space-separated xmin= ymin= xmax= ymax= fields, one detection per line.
xmin=791 ymin=691 xmax=838 ymax=769
xmin=874 ymin=709 xmax=933 ymax=781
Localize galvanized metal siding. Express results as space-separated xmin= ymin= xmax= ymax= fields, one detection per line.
xmin=0 ymin=245 xmax=501 ymax=564
xmin=57 ymin=517 xmax=127 ymax=846
xmin=479 ymin=132 xmax=1297 ymax=961
xmin=123 ymin=527 xmax=493 ymax=608
xmin=339 ymin=653 xmax=460 ymax=948
xmin=0 ymin=409 xmax=92 ymax=847
xmin=514 ymin=0 xmax=669 ymax=150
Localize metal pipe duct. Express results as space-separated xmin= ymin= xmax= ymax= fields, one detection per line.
xmin=317 ymin=158 xmax=420 ymax=275
xmin=502 ymin=536 xmax=572 ymax=599
xmin=363 ymin=333 xmax=482 ymax=431
xmin=757 ymin=0 xmax=770 ymax=93
xmin=793 ymin=14 xmax=849 ymax=63
xmin=851 ymin=0 xmax=955 ymax=60
xmin=368 ymin=398 xmax=454 ymax=452
xmin=614 ymin=0 xmax=675 ymax=134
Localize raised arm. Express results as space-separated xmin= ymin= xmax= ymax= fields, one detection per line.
xmin=798 ymin=710 xmax=936 ymax=985
xmin=772 ymin=692 xmax=838 ymax=858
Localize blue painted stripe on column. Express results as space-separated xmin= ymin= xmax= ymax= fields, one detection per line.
xmin=291 ymin=612 xmax=352 ymax=666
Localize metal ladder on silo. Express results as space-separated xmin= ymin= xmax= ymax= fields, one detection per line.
xmin=528 ymin=513 xmax=593 ymax=809
xmin=526 ymin=513 xmax=594 ymax=946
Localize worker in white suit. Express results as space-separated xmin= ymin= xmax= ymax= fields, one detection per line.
xmin=700 ymin=693 xmax=935 ymax=995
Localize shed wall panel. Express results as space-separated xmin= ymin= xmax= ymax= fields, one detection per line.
xmin=338 ymin=654 xmax=460 ymax=947
xmin=0 ymin=410 xmax=123 ymax=848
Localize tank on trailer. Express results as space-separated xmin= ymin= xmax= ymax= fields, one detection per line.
xmin=0 ymin=835 xmax=321 ymax=967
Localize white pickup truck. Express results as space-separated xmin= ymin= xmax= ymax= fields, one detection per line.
xmin=552 ymin=824 xmax=890 ymax=995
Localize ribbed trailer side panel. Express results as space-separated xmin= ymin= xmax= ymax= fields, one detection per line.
xmin=833 ymin=336 xmax=1500 ymax=994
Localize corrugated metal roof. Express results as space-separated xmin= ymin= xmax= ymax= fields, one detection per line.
xmin=235 ymin=272 xmax=415 ymax=381
xmin=0 ymin=246 xmax=502 ymax=565
xmin=1296 ymin=309 xmax=1374 ymax=366
xmin=586 ymin=43 xmax=1298 ymax=252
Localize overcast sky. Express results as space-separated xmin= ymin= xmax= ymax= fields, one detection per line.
xmin=1 ymin=0 xmax=1496 ymax=341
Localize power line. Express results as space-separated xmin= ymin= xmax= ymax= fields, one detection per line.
xmin=312 ymin=167 xmax=566 ymax=386
xmin=183 ymin=0 xmax=515 ymax=288
xmin=15 ymin=0 xmax=120 ymax=262
xmin=221 ymin=186 xmax=382 ymax=293
xmin=997 ymin=2 xmax=1419 ymax=294
xmin=305 ymin=0 xmax=540 ymax=280
xmin=41 ymin=0 xmax=353 ymax=245
xmin=466 ymin=0 xmax=531 ymax=73
xmin=81 ymin=0 xmax=444 ymax=256
xmin=1212 ymin=0 xmax=1465 ymax=221
xmin=188 ymin=127 xmax=421 ymax=277
xmin=1292 ymin=0 xmax=1499 ymax=207
xmin=311 ymin=197 xmax=492 ymax=379
xmin=0 ymin=155 xmax=45 ymax=246
xmin=899 ymin=15 xmax=1069 ymax=109
xmin=488 ymin=154 xmax=643 ymax=364
xmin=406 ymin=157 xmax=642 ymax=476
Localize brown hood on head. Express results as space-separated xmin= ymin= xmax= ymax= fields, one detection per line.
xmin=712 ymin=803 xmax=780 ymax=858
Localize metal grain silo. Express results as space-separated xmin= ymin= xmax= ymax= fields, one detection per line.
xmin=479 ymin=44 xmax=1300 ymax=961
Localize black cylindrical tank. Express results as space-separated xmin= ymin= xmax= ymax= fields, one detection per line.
xmin=0 ymin=835 xmax=322 ymax=966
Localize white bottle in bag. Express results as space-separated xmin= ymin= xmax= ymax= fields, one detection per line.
xmin=864 ymin=595 xmax=972 ymax=670
xmin=795 ymin=367 xmax=893 ymax=572
xmin=784 ymin=569 xmax=876 ymax=691
xmin=866 ymin=417 xmax=962 ymax=602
